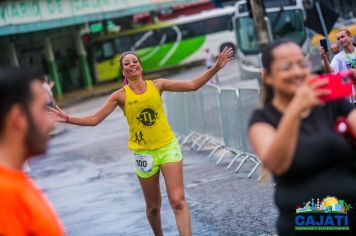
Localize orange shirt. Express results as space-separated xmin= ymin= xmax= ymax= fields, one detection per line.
xmin=0 ymin=164 xmax=65 ymax=236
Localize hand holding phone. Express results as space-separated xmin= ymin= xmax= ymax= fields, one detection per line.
xmin=311 ymin=71 xmax=353 ymax=102
xmin=320 ymin=38 xmax=328 ymax=53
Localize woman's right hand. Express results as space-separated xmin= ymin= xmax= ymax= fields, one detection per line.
xmin=319 ymin=47 xmax=328 ymax=59
xmin=292 ymin=76 xmax=331 ymax=115
xmin=48 ymin=105 xmax=69 ymax=123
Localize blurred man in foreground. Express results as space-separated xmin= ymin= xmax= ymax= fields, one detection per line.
xmin=0 ymin=67 xmax=65 ymax=235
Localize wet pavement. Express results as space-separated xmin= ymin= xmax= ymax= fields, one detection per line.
xmin=28 ymin=65 xmax=277 ymax=235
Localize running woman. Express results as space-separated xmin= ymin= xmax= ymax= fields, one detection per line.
xmin=49 ymin=47 xmax=234 ymax=236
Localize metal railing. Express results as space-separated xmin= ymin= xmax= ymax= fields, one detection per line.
xmin=164 ymin=83 xmax=261 ymax=178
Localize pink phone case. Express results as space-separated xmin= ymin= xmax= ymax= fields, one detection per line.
xmin=312 ymin=71 xmax=354 ymax=102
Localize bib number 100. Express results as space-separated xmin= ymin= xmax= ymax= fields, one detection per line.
xmin=136 ymin=159 xmax=147 ymax=168
xmin=133 ymin=153 xmax=153 ymax=172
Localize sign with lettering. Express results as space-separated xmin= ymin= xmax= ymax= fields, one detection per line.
xmin=0 ymin=0 xmax=178 ymax=27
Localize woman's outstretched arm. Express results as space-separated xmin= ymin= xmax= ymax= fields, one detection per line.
xmin=154 ymin=47 xmax=234 ymax=92
xmin=49 ymin=90 xmax=124 ymax=126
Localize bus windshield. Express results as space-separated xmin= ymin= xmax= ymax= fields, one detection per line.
xmin=235 ymin=9 xmax=305 ymax=54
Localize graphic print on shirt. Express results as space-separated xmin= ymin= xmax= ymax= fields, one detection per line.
xmin=345 ymin=58 xmax=356 ymax=69
xmin=136 ymin=107 xmax=159 ymax=126
xmin=133 ymin=106 xmax=159 ymax=144
xmin=345 ymin=50 xmax=356 ymax=69
xmin=133 ymin=131 xmax=146 ymax=144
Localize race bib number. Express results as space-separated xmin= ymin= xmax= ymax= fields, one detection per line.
xmin=133 ymin=154 xmax=153 ymax=172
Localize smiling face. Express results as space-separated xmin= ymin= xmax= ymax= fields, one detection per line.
xmin=264 ymin=42 xmax=311 ymax=99
xmin=330 ymin=43 xmax=339 ymax=54
xmin=120 ymin=53 xmax=142 ymax=79
xmin=336 ymin=30 xmax=352 ymax=49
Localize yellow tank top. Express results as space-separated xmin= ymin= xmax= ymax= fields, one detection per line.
xmin=124 ymin=80 xmax=175 ymax=150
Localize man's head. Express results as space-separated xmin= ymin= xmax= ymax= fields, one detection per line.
xmin=330 ymin=42 xmax=340 ymax=55
xmin=336 ymin=28 xmax=353 ymax=49
xmin=0 ymin=67 xmax=54 ymax=157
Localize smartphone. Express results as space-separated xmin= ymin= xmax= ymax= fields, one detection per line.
xmin=311 ymin=71 xmax=354 ymax=102
xmin=320 ymin=38 xmax=328 ymax=53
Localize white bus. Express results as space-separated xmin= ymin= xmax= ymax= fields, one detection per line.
xmin=233 ymin=0 xmax=322 ymax=80
xmin=89 ymin=6 xmax=237 ymax=82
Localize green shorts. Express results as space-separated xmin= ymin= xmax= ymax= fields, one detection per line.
xmin=133 ymin=138 xmax=183 ymax=178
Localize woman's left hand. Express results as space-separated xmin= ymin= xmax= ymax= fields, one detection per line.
xmin=214 ymin=47 xmax=234 ymax=69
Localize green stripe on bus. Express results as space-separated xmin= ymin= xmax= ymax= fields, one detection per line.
xmin=164 ymin=36 xmax=205 ymax=66
xmin=136 ymin=36 xmax=206 ymax=71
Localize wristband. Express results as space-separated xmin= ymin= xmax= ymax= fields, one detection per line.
xmin=64 ymin=115 xmax=69 ymax=123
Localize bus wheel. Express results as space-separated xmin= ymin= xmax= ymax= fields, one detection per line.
xmin=220 ymin=43 xmax=235 ymax=54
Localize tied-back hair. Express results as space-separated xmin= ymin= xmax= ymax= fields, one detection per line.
xmin=119 ymin=51 xmax=142 ymax=86
xmin=260 ymin=39 xmax=295 ymax=106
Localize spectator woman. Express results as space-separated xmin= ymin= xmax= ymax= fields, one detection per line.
xmin=248 ymin=39 xmax=356 ymax=235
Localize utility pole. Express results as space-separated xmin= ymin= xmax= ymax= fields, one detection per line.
xmin=248 ymin=0 xmax=270 ymax=49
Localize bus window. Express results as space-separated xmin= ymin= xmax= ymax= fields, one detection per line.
xmin=205 ymin=15 xmax=231 ymax=34
xmin=134 ymin=31 xmax=161 ymax=50
xmin=161 ymin=27 xmax=178 ymax=43
xmin=102 ymin=41 xmax=114 ymax=58
xmin=270 ymin=10 xmax=305 ymax=44
xmin=226 ymin=15 xmax=233 ymax=31
xmin=235 ymin=16 xmax=258 ymax=54
xmin=94 ymin=44 xmax=103 ymax=61
xmin=114 ymin=36 xmax=132 ymax=53
xmin=95 ymin=41 xmax=115 ymax=62
xmin=179 ymin=15 xmax=231 ymax=40
xmin=235 ymin=9 xmax=305 ymax=54
xmin=180 ymin=22 xmax=200 ymax=38
xmin=206 ymin=18 xmax=221 ymax=33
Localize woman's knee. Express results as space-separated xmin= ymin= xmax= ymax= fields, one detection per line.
xmin=170 ymin=196 xmax=187 ymax=211
xmin=146 ymin=204 xmax=161 ymax=217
